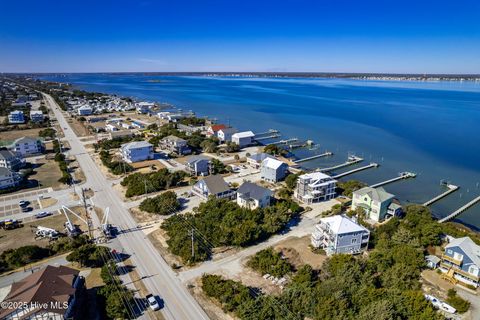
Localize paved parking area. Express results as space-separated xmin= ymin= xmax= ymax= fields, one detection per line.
xmin=0 ymin=200 xmax=41 ymax=217
xmin=0 ymin=188 xmax=51 ymax=202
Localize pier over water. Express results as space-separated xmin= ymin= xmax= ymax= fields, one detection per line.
xmin=439 ymin=195 xmax=480 ymax=223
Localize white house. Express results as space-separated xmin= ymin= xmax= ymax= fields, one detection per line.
xmin=136 ymin=102 xmax=154 ymax=114
xmin=0 ymin=167 xmax=20 ymax=189
xmin=10 ymin=137 xmax=45 ymax=156
xmin=311 ymin=215 xmax=370 ymax=255
xmin=105 ymin=123 xmax=119 ymax=132
xmin=294 ymin=172 xmax=337 ymax=204
xmin=260 ymin=158 xmax=288 ymax=183
xmin=247 ymin=152 xmax=274 ymax=169
xmin=77 ymin=106 xmax=93 ymax=116
xmin=120 ymin=141 xmax=154 ymax=163
xmin=8 ymin=110 xmax=25 ymax=124
xmin=0 ymin=150 xmax=24 ymax=171
xmin=217 ymin=127 xmax=238 ymax=143
xmin=29 ymin=110 xmax=44 ymax=122
xmin=236 ymin=182 xmax=272 ymax=209
xmin=231 ymin=131 xmax=255 ymax=147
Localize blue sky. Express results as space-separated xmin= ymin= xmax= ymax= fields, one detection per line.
xmin=1 ymin=0 xmax=479 ymax=73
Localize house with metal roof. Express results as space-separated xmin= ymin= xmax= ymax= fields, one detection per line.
xmin=294 ymin=171 xmax=337 ymax=204
xmin=232 ymin=131 xmax=255 ymax=147
xmin=351 ymin=186 xmax=402 ymax=222
xmin=236 ymin=181 xmax=272 ymax=209
xmin=0 ymin=150 xmax=24 ymax=171
xmin=192 ymin=174 xmax=235 ymax=200
xmin=0 ymin=167 xmax=21 ymax=189
xmin=0 ymin=265 xmax=85 ymax=320
xmin=260 ymin=157 xmax=288 ymax=183
xmin=440 ymin=237 xmax=480 ymax=288
xmin=247 ymin=152 xmax=273 ymax=169
xmin=311 ymin=214 xmax=370 ymax=255
xmin=120 ymin=141 xmax=154 ymax=163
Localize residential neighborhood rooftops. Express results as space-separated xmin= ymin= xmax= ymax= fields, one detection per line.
xmin=0 ymin=150 xmax=18 ymax=159
xmin=299 ymin=171 xmax=335 ymax=181
xmin=218 ymin=127 xmax=238 ymax=134
xmin=354 ymin=186 xmax=394 ymax=202
xmin=0 ymin=167 xmax=13 ymax=175
xmin=200 ymin=174 xmax=231 ymax=195
xmin=209 ymin=124 xmax=226 ymax=132
xmin=185 ymin=155 xmax=210 ymax=164
xmin=445 ymin=236 xmax=480 ymax=266
xmin=320 ymin=214 xmax=369 ymax=234
xmin=12 ymin=136 xmax=39 ymax=144
xmin=237 ymin=181 xmax=272 ymax=201
xmin=163 ymin=135 xmax=187 ymax=142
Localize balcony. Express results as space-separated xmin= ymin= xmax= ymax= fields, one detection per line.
xmin=441 ymin=254 xmax=462 ymax=266
xmin=440 ymin=262 xmax=479 ymax=282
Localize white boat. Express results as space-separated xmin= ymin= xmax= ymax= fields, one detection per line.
xmin=424 ymin=294 xmax=456 ymax=314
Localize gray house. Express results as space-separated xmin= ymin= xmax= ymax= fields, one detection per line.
xmin=260 ymin=158 xmax=288 ymax=183
xmin=185 ymin=155 xmax=211 ymax=176
xmin=247 ymin=152 xmax=273 ymax=169
xmin=440 ymin=237 xmax=480 ymax=288
xmin=236 ymin=182 xmax=272 ymax=209
xmin=192 ymin=175 xmax=236 ymax=200
xmin=0 ymin=150 xmax=24 ymax=171
xmin=159 ymin=135 xmax=191 ymax=155
xmin=311 ymin=214 xmax=370 ymax=255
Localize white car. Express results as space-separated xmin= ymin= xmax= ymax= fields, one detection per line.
xmin=146 ymin=294 xmax=160 ymax=311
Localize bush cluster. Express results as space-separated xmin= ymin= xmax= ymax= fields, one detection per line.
xmin=121 ymin=168 xmax=187 ymax=197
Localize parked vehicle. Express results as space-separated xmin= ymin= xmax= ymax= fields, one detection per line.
xmin=19 ymin=200 xmax=29 ymax=207
xmin=0 ymin=219 xmax=21 ymax=230
xmin=21 ymin=206 xmax=32 ymax=212
xmin=424 ymin=294 xmax=456 ymax=314
xmin=34 ymin=211 xmax=52 ymax=219
xmin=146 ymin=294 xmax=160 ymax=311
xmin=35 ymin=226 xmax=59 ymax=239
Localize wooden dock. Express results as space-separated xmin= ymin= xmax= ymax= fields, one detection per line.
xmin=319 ymin=155 xmax=363 ymax=172
xmin=438 ymin=195 xmax=480 ymax=223
xmin=332 ymin=162 xmax=379 ymax=179
xmin=423 ymin=184 xmax=459 ymax=206
xmin=255 ymin=133 xmax=281 ymax=141
xmin=271 ymin=138 xmax=298 ymax=145
xmin=370 ymin=172 xmax=417 ymax=188
xmin=294 ymin=151 xmax=333 ymax=164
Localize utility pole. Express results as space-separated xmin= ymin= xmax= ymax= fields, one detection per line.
xmin=82 ymin=188 xmax=93 ymax=239
xmin=190 ymin=228 xmax=195 ymax=260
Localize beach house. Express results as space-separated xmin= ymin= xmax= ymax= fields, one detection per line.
xmin=29 ymin=110 xmax=45 ymax=122
xmin=231 ymin=131 xmax=255 ymax=147
xmin=0 ymin=167 xmax=21 ymax=189
xmin=247 ymin=152 xmax=273 ymax=169
xmin=206 ymin=124 xmax=227 ymax=137
xmin=294 ymin=171 xmax=337 ymax=204
xmin=440 ymin=237 xmax=480 ymax=288
xmin=120 ymin=141 xmax=154 ymax=163
xmin=185 ymin=155 xmax=211 ymax=176
xmin=159 ymin=135 xmax=191 ymax=155
xmin=260 ymin=157 xmax=288 ymax=183
xmin=236 ymin=181 xmax=272 ymax=209
xmin=311 ymin=215 xmax=370 ymax=255
xmin=0 ymin=265 xmax=85 ymax=320
xmin=10 ymin=137 xmax=45 ymax=156
xmin=8 ymin=110 xmax=25 ymax=124
xmin=351 ymin=186 xmax=402 ymax=222
xmin=77 ymin=105 xmax=93 ymax=116
xmin=192 ymin=175 xmax=235 ymax=200
xmin=0 ymin=150 xmax=24 ymax=171
xmin=217 ymin=127 xmax=238 ymax=143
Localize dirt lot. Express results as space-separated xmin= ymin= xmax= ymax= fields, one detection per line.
xmin=273 ymin=235 xmax=328 ymax=270
xmin=0 ymin=128 xmax=45 ymax=144
xmin=30 ymin=157 xmax=64 ymax=190
xmin=67 ymin=117 xmax=91 ymax=137
xmin=130 ymin=159 xmax=166 ymax=171
xmin=0 ymin=206 xmax=88 ymax=253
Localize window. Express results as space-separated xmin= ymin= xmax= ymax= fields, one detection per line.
xmin=468 ymin=265 xmax=479 ymax=276
xmin=447 ymin=249 xmax=453 ymax=254
xmin=351 ymin=238 xmax=357 ymax=244
xmin=453 ymin=252 xmax=463 ymax=261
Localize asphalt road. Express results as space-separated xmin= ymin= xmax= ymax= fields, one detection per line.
xmin=44 ymin=93 xmax=209 ymax=320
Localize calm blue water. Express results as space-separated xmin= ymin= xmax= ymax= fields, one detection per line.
xmin=40 ymin=74 xmax=480 ymax=230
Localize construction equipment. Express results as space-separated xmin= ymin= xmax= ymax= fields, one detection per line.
xmin=101 ymin=207 xmax=114 ymax=239
xmin=35 ymin=226 xmax=60 ymax=240
xmin=61 ymin=205 xmax=85 ymax=237
xmin=1 ymin=219 xmax=21 ymax=230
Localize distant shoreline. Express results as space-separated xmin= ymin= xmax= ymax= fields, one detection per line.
xmin=12 ymin=72 xmax=480 ymax=82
